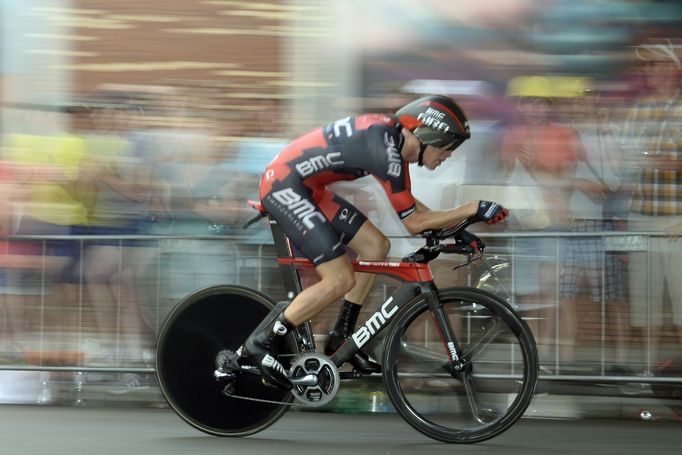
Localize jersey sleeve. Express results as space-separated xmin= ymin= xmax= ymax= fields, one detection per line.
xmin=366 ymin=125 xmax=417 ymax=219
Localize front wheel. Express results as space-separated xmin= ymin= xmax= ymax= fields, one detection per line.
xmin=383 ymin=287 xmax=538 ymax=443
xmin=156 ymin=285 xmax=298 ymax=437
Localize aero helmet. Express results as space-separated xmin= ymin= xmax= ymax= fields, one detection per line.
xmin=394 ymin=95 xmax=471 ymax=152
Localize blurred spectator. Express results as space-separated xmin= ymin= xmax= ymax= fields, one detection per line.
xmin=156 ymin=135 xmax=240 ymax=304
xmin=77 ymin=101 xmax=157 ymax=369
xmin=232 ymin=98 xmax=290 ymax=297
xmin=143 ymin=89 xmax=240 ymax=312
xmin=0 ymin=158 xmax=39 ymax=358
xmin=3 ymin=109 xmax=88 ymax=355
xmin=233 ymin=98 xmax=290 ymax=238
xmin=559 ymin=81 xmax=630 ymax=372
xmin=620 ymin=39 xmax=682 ymax=368
xmin=499 ymin=76 xmax=580 ymax=368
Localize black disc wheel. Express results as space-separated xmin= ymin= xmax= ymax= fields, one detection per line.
xmin=156 ymin=285 xmax=298 ymax=437
xmin=383 ymin=287 xmax=538 ymax=443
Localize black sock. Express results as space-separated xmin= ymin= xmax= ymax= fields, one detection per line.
xmin=334 ymin=299 xmax=362 ymax=334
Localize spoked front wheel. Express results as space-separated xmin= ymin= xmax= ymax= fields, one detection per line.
xmin=156 ymin=285 xmax=298 ymax=437
xmin=383 ymin=287 xmax=538 ymax=443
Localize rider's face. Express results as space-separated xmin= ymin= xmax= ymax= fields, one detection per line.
xmin=423 ymin=144 xmax=454 ymax=170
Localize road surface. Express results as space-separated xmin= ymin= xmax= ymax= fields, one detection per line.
xmin=2 ymin=405 xmax=679 ymax=455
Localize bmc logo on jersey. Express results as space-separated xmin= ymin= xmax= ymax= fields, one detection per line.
xmin=384 ymin=132 xmax=402 ymax=177
xmin=271 ymin=188 xmax=326 ymax=230
xmin=418 ymin=107 xmax=451 ymax=133
xmin=295 ymin=152 xmax=344 ymax=177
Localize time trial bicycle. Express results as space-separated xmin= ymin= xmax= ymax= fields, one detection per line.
xmin=155 ymin=201 xmax=538 ymax=443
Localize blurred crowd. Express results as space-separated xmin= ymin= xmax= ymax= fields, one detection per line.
xmin=456 ymin=37 xmax=682 ymax=375
xmin=0 ymin=36 xmax=680 ymax=388
xmin=0 ymin=85 xmax=288 ymax=375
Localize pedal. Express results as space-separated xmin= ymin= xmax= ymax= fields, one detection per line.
xmin=214 ymin=349 xmax=241 ymax=381
xmin=340 ymin=370 xmax=363 ymax=380
xmin=215 ymin=369 xmax=236 ymax=381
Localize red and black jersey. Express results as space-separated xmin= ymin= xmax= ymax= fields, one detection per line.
xmin=260 ymin=114 xmax=417 ymax=220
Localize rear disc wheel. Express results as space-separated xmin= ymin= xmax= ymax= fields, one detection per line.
xmin=156 ymin=285 xmax=298 ymax=437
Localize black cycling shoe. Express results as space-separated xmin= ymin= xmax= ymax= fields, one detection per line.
xmin=243 ymin=312 xmax=294 ymax=390
xmin=325 ymin=300 xmax=381 ymax=374
xmin=325 ymin=328 xmax=382 ymax=374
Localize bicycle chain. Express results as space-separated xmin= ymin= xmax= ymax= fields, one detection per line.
xmin=221 ymin=387 xmax=306 ymax=407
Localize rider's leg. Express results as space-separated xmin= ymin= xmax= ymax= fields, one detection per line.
xmin=283 ymin=254 xmax=356 ymax=324
xmin=325 ymin=221 xmax=390 ymax=373
xmin=244 ymin=255 xmax=356 ymax=389
xmin=345 ymin=220 xmax=391 ymax=304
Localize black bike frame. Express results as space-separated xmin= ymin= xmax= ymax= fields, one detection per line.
xmin=266 ymin=217 xmax=465 ymax=370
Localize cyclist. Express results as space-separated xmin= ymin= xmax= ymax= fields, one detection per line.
xmin=244 ymin=95 xmax=509 ymax=389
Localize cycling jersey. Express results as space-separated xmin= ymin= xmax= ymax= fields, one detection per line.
xmin=260 ymin=114 xmax=417 ymax=265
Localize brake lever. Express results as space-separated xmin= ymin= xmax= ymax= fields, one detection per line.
xmin=456 ymin=230 xmax=486 ymax=250
xmin=441 ymin=243 xmax=475 ymax=255
xmin=452 ymin=249 xmax=484 ymax=271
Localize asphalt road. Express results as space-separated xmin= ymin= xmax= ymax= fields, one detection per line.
xmin=1 ymin=405 xmax=680 ymax=455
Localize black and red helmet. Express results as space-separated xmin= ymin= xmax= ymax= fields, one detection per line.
xmin=394 ymin=95 xmax=471 ymax=152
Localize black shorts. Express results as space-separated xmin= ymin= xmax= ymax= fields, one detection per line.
xmin=261 ymin=180 xmax=367 ymax=266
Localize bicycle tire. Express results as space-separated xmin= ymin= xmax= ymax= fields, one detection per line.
xmin=156 ymin=285 xmax=298 ymax=437
xmin=382 ymin=287 xmax=538 ymax=443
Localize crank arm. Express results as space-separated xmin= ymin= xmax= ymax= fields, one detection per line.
xmin=215 ymin=362 xmax=317 ymax=386
xmin=290 ymin=374 xmax=317 ymax=387
xmin=214 ymin=363 xmax=259 ymax=380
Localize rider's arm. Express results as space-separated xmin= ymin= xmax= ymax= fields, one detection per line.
xmin=401 ymin=201 xmax=478 ymax=235
xmin=366 ymin=125 xmax=507 ymax=234
xmin=406 ymin=200 xmax=509 ymax=235
xmin=413 ymin=197 xmax=430 ymax=212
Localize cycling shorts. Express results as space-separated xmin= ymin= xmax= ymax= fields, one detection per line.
xmin=261 ymin=179 xmax=367 ymax=266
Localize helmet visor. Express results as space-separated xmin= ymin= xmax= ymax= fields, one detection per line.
xmin=422 ymin=134 xmax=467 ymax=152
xmin=415 ymin=128 xmax=467 ymax=152
xmin=439 ymin=135 xmax=467 ymax=152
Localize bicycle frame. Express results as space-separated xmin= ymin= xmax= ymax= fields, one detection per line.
xmin=265 ymin=215 xmax=466 ymax=371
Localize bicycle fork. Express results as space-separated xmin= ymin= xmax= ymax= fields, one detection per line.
xmin=422 ymin=286 xmax=495 ymax=425
xmin=420 ymin=286 xmax=466 ymax=372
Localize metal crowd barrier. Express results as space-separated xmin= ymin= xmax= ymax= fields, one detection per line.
xmin=0 ymin=231 xmax=679 ymax=388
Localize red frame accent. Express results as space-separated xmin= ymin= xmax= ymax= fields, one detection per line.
xmin=277 ymin=257 xmax=433 ymax=283
xmin=247 ymin=200 xmax=265 ymax=213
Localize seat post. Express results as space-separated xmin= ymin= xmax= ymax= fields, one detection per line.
xmin=268 ymin=218 xmax=304 ymax=297
xmin=268 ymin=219 xmax=293 ymax=260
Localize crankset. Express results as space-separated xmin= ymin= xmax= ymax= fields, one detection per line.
xmin=289 ymin=353 xmax=340 ymax=407
xmin=214 ymin=350 xmax=340 ymax=408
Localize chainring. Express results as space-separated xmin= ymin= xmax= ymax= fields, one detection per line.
xmin=289 ymin=352 xmax=340 ymax=407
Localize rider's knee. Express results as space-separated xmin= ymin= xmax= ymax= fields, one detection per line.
xmin=326 ymin=269 xmax=356 ymax=298
xmin=339 ymin=271 xmax=357 ymax=295
xmin=362 ymin=234 xmax=391 ymax=260
xmin=376 ymin=235 xmax=391 ymax=259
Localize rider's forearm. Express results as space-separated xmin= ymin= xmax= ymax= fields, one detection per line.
xmin=413 ymin=197 xmax=430 ymax=212
xmin=402 ymin=201 xmax=478 ymax=235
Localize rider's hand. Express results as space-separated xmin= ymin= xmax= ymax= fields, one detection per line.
xmin=471 ymin=200 xmax=509 ymax=225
